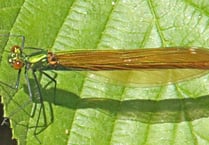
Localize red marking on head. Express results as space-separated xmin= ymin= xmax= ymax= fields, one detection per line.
xmin=11 ymin=45 xmax=21 ymax=53
xmin=12 ymin=60 xmax=24 ymax=70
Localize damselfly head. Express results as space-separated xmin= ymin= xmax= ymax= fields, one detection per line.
xmin=8 ymin=45 xmax=24 ymax=70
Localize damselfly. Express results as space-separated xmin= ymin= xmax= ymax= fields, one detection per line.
xmin=7 ymin=36 xmax=209 ymax=89
xmin=7 ymin=36 xmax=209 ymax=87
xmin=1 ymin=34 xmax=209 ymax=142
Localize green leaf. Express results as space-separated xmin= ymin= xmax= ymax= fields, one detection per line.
xmin=1 ymin=0 xmax=209 ymax=145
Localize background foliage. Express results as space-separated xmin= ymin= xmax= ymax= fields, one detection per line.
xmin=1 ymin=0 xmax=209 ymax=145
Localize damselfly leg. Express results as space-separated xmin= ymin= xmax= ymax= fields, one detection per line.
xmin=0 ymin=34 xmax=55 ymax=143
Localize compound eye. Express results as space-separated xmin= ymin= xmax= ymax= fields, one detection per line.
xmin=12 ymin=60 xmax=24 ymax=70
xmin=11 ymin=45 xmax=21 ymax=53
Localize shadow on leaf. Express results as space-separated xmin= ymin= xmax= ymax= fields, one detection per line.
xmin=41 ymin=84 xmax=209 ymax=124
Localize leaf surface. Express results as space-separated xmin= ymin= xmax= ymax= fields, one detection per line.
xmin=1 ymin=0 xmax=209 ymax=145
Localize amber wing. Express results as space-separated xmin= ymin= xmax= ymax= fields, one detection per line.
xmin=53 ymin=48 xmax=209 ymax=71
